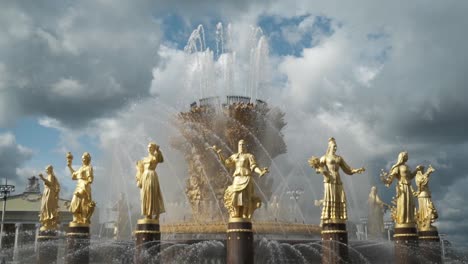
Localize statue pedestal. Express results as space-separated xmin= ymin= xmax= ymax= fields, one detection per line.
xmin=394 ymin=224 xmax=419 ymax=264
xmin=134 ymin=219 xmax=160 ymax=264
xmin=226 ymin=218 xmax=253 ymax=264
xmin=321 ymin=222 xmax=349 ymax=264
xmin=66 ymin=223 xmax=90 ymax=264
xmin=37 ymin=229 xmax=58 ymax=264
xmin=419 ymin=227 xmax=442 ymax=263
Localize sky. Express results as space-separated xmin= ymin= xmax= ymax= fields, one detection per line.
xmin=1 ymin=0 xmax=468 ymax=248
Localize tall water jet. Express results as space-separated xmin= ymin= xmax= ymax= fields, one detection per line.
xmin=174 ymin=23 xmax=286 ymax=222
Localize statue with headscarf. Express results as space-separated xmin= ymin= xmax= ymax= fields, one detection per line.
xmin=308 ymin=137 xmax=365 ymax=224
xmin=380 ymin=151 xmax=418 ymax=225
xmin=38 ymin=165 xmax=60 ymax=230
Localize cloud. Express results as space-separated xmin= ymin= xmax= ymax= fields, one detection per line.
xmin=0 ymin=132 xmax=33 ymax=191
xmin=0 ymin=0 xmax=162 ymax=127
xmin=436 ymin=175 xmax=468 ymax=247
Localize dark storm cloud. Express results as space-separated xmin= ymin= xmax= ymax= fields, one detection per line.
xmin=0 ymin=0 xmax=161 ymax=127
xmin=0 ymin=133 xmax=33 ymax=185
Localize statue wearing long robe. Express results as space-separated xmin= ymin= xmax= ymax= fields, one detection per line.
xmin=381 ymin=151 xmax=417 ymax=226
xmin=309 ymin=138 xmax=365 ymax=224
xmin=136 ymin=143 xmax=165 ymax=220
xmin=213 ymin=140 xmax=268 ymax=219
xmin=414 ymin=165 xmax=437 ymax=230
xmin=68 ymin=152 xmax=96 ymax=224
xmin=39 ymin=166 xmax=60 ymax=230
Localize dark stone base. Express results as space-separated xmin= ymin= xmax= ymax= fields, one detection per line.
xmin=227 ymin=220 xmax=253 ymax=264
xmin=419 ymin=229 xmax=442 ymax=264
xmin=66 ymin=225 xmax=90 ymax=264
xmin=321 ymin=223 xmax=349 ymax=264
xmin=37 ymin=230 xmax=59 ymax=264
xmin=394 ymin=226 xmax=419 ymax=264
xmin=135 ymin=222 xmax=161 ymax=264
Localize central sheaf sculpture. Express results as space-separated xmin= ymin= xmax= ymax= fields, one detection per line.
xmin=308 ymin=137 xmax=365 ymax=264
xmin=211 ymin=139 xmax=269 ymax=264
xmin=134 ymin=142 xmax=166 ymax=264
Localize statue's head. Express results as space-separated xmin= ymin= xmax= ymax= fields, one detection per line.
xmin=148 ymin=142 xmax=157 ymax=153
xmin=238 ymin=139 xmax=246 ymax=153
xmin=327 ymin=137 xmax=337 ymax=155
xmin=82 ymin=152 xmax=91 ymax=165
xmin=46 ymin=165 xmax=53 ymax=174
xmin=415 ymin=165 xmax=424 ymax=172
xmin=397 ymin=151 xmax=408 ymax=164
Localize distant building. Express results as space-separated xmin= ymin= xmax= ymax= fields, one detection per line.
xmin=1 ymin=176 xmax=72 ymax=251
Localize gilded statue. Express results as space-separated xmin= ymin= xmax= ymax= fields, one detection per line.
xmin=367 ymin=186 xmax=389 ymax=239
xmin=414 ymin=165 xmax=438 ymax=231
xmin=211 ymin=139 xmax=269 ymax=219
xmin=380 ymin=151 xmax=418 ymax=226
xmin=135 ymin=142 xmax=165 ymax=221
xmin=67 ymin=152 xmax=96 ymax=225
xmin=308 ymin=137 xmax=365 ymax=224
xmin=38 ymin=165 xmax=60 ymax=231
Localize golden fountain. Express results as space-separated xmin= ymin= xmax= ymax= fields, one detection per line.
xmin=168 ymin=95 xmax=320 ymax=237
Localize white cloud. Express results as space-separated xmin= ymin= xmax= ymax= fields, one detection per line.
xmin=353 ymin=65 xmax=382 ymax=87
xmin=278 ymin=29 xmax=351 ymax=107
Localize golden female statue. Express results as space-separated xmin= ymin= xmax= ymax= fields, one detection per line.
xmin=67 ymin=152 xmax=96 ymax=224
xmin=211 ymin=139 xmax=268 ymax=219
xmin=308 ymin=137 xmax=365 ymax=224
xmin=367 ymin=186 xmax=388 ymax=238
xmin=38 ymin=165 xmax=60 ymax=231
xmin=414 ymin=165 xmax=438 ymax=231
xmin=135 ymin=142 xmax=165 ymax=221
xmin=380 ymin=151 xmax=417 ymax=226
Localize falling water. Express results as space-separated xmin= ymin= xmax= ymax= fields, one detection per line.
xmin=184 ymin=23 xmax=269 ymax=101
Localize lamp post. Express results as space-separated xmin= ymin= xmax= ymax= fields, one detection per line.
xmin=286 ymin=186 xmax=304 ymax=222
xmin=0 ymin=178 xmax=15 ymax=249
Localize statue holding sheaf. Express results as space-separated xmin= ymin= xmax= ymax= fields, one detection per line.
xmin=414 ymin=164 xmax=438 ymax=231
xmin=308 ymin=137 xmax=365 ymax=224
xmin=380 ymin=151 xmax=418 ymax=226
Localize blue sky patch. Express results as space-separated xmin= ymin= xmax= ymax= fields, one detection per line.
xmin=258 ymin=14 xmax=335 ymax=57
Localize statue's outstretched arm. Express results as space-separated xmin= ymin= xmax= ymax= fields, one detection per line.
xmin=250 ymin=154 xmax=268 ymax=177
xmin=208 ymin=145 xmax=231 ymax=168
xmin=39 ymin=174 xmax=51 ymax=187
xmin=340 ymin=157 xmax=365 ymax=175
